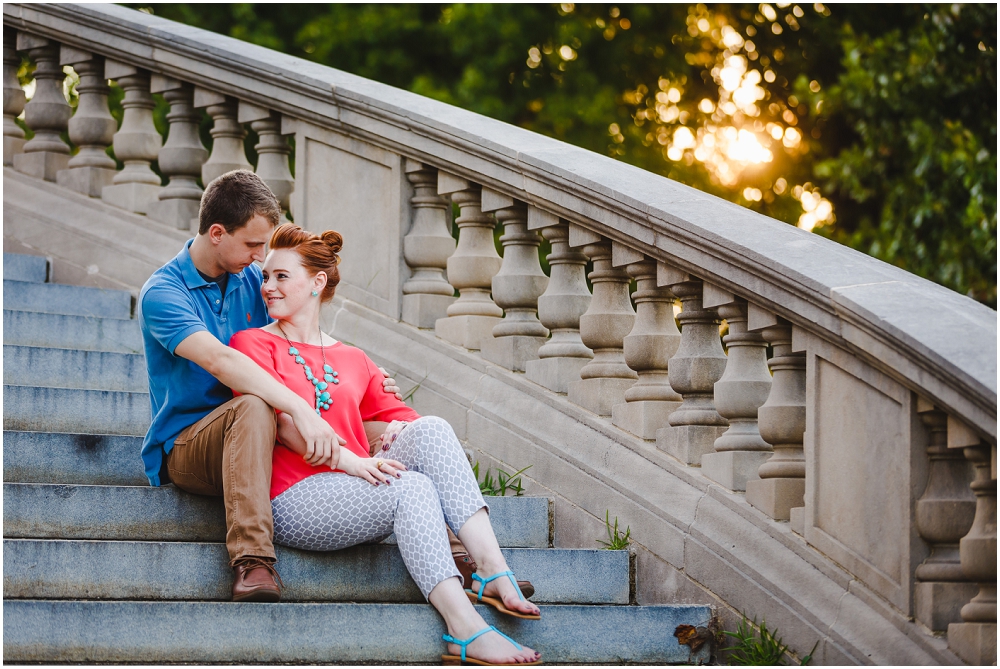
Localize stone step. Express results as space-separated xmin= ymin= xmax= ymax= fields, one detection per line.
xmin=3 ymin=483 xmax=550 ymax=548
xmin=3 ymin=279 xmax=133 ymax=320
xmin=3 ymin=252 xmax=48 ymax=283
xmin=3 ymin=309 xmax=143 ymax=353
xmin=4 ymin=539 xmax=627 ymax=605
xmin=3 ymin=599 xmax=711 ymax=664
xmin=3 ymin=345 xmax=146 ymax=392
xmin=3 ymin=385 xmax=150 ymax=436
xmin=3 ymin=431 xmax=146 ymax=485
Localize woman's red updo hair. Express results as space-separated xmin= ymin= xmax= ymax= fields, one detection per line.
xmin=268 ymin=223 xmax=343 ymax=302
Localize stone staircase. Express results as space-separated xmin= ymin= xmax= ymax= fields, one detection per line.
xmin=2 ymin=252 xmax=712 ymax=664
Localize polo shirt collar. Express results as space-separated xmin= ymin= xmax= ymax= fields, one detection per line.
xmin=177 ymin=239 xmax=209 ymax=290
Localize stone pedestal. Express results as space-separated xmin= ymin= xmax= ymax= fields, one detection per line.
xmin=657 ymin=424 xmax=727 ymax=465
xmin=789 ymin=506 xmax=805 ymax=536
xmin=4 ymin=135 xmax=26 ymax=166
xmin=947 ymin=622 xmax=996 ymax=665
xmin=568 ymin=377 xmax=636 ymax=417
xmin=435 ymin=315 xmax=500 ymax=351
xmin=14 ymin=151 xmax=69 ymax=181
xmin=612 ymin=400 xmax=681 ymax=440
xmin=745 ymin=477 xmax=805 ymax=521
xmin=702 ymin=450 xmax=771 ymax=490
xmin=916 ymin=582 xmax=980 ymax=632
xmin=57 ymin=166 xmax=116 ymax=197
xmin=102 ymin=181 xmax=163 ymax=214
xmin=525 ymin=356 xmax=589 ymax=395
xmin=402 ymin=293 xmax=456 ymax=329
xmin=481 ymin=335 xmax=546 ymax=373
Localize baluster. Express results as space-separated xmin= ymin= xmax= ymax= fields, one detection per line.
xmin=744 ymin=311 xmax=806 ymax=521
xmin=196 ymin=89 xmax=251 ymax=186
xmin=524 ymin=214 xmax=592 ymax=393
xmin=12 ymin=34 xmax=69 ymax=181
xmin=434 ymin=174 xmax=502 ymax=350
xmin=400 ymin=161 xmax=455 ymax=328
xmin=946 ymin=417 xmax=997 ymax=666
xmin=3 ymin=27 xmax=27 ymax=166
xmin=146 ymin=78 xmax=207 ymax=231
xmin=567 ymin=229 xmax=636 ymax=416
xmin=610 ymin=244 xmax=681 ymax=439
xmin=480 ymin=191 xmax=549 ymax=371
xmin=55 ymin=49 xmax=116 ymax=197
xmin=701 ymin=289 xmax=772 ymax=490
xmin=655 ymin=267 xmax=728 ymax=464
xmin=101 ymin=62 xmax=161 ymax=213
xmin=239 ymin=102 xmax=294 ymax=215
xmin=913 ymin=402 xmax=977 ymax=632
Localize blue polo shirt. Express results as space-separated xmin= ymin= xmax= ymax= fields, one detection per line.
xmin=137 ymin=239 xmax=271 ymax=486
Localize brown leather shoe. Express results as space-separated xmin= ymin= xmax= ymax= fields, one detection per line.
xmin=232 ymin=557 xmax=282 ymax=603
xmin=453 ymin=553 xmax=535 ymax=600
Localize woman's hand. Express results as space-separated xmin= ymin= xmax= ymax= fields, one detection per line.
xmin=337 ymin=448 xmax=407 ymax=486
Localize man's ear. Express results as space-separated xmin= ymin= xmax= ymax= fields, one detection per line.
xmin=208 ymin=223 xmax=226 ymax=245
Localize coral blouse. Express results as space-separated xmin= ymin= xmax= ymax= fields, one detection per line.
xmin=229 ymin=328 xmax=420 ymax=499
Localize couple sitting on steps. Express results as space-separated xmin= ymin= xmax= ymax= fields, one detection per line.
xmin=138 ymin=170 xmax=542 ymax=666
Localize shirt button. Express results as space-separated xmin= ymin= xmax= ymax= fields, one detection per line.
xmin=215 ymin=300 xmax=220 ymax=304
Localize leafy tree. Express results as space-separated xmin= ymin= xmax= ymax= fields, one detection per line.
xmin=128 ymin=3 xmax=996 ymax=306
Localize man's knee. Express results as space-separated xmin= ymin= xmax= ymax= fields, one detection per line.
xmin=231 ymin=395 xmax=277 ymax=431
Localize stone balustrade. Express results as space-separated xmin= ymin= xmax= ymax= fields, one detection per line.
xmin=5 ymin=4 xmax=996 ymax=664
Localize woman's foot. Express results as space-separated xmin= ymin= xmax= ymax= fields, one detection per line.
xmin=446 ymin=627 xmax=541 ymax=665
xmin=472 ymin=566 xmax=540 ymax=618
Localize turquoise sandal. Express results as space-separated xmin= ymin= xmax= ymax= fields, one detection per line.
xmin=441 ymin=625 xmax=542 ymax=666
xmin=465 ymin=570 xmax=540 ymax=620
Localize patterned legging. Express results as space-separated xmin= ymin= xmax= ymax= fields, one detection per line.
xmin=271 ymin=416 xmax=487 ymax=599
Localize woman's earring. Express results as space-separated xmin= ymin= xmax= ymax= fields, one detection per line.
xmin=311 ymin=290 xmax=319 ymax=297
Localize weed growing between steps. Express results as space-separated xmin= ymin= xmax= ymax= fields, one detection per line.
xmin=720 ymin=612 xmax=818 ymax=665
xmin=472 ymin=462 xmax=531 ymax=496
xmin=596 ymin=510 xmax=631 ymax=550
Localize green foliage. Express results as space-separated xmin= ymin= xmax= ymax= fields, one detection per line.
xmin=472 ymin=462 xmax=531 ymax=497
xmin=596 ymin=509 xmax=631 ymax=550
xmin=129 ymin=3 xmax=996 ymax=306
xmin=722 ymin=613 xmax=818 ymax=666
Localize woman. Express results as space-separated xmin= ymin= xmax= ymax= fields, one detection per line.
xmin=230 ymin=223 xmax=542 ymax=666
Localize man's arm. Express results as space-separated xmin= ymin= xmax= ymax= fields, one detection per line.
xmin=175 ymin=331 xmax=345 ymax=465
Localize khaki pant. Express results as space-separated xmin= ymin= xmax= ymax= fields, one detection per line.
xmin=166 ymin=395 xmax=277 ymax=565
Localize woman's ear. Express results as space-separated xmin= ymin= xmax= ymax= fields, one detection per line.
xmin=313 ymin=271 xmax=328 ymax=294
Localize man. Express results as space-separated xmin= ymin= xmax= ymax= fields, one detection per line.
xmin=139 ymin=170 xmax=397 ymax=601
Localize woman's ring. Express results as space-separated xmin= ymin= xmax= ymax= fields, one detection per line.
xmin=375 ymin=459 xmax=384 ymax=470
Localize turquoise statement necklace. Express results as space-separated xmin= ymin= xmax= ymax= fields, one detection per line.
xmin=276 ymin=323 xmax=339 ymax=415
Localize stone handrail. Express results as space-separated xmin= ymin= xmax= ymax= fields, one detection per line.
xmin=4 ymin=3 xmax=996 ymax=664
xmin=4 ymin=3 xmax=995 ymax=440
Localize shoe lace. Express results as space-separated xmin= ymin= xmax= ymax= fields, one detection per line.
xmin=233 ymin=557 xmax=284 ymax=588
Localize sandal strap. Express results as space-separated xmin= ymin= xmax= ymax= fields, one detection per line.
xmin=442 ymin=625 xmax=522 ymax=663
xmin=470 ymin=570 xmax=525 ymax=602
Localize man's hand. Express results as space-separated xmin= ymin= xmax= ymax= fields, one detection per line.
xmin=379 ymin=367 xmax=403 ymax=401
xmin=291 ymin=405 xmax=347 ymax=466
